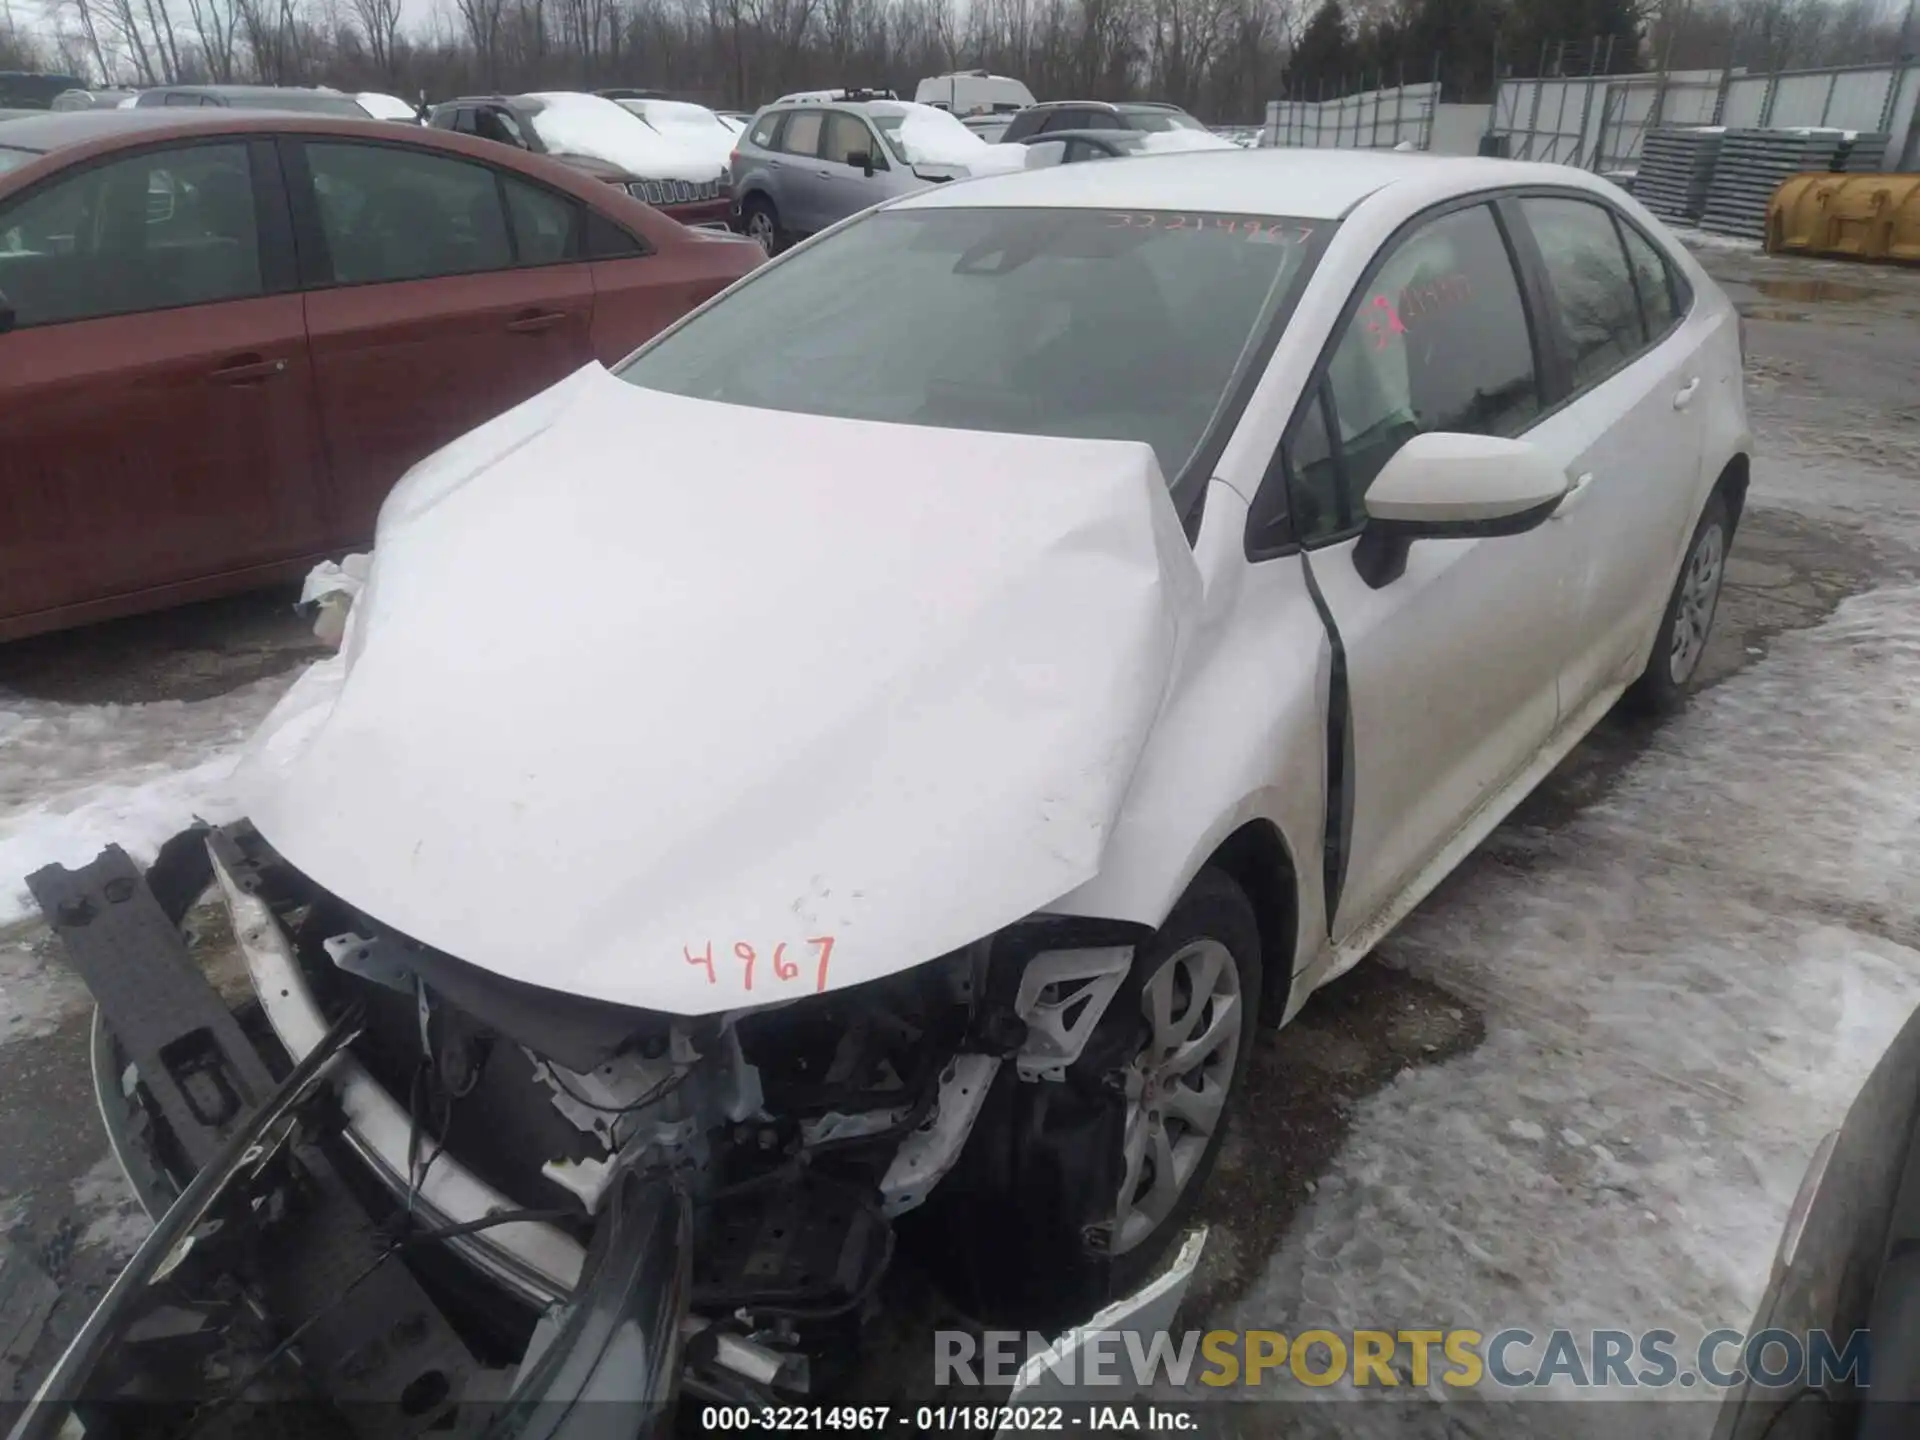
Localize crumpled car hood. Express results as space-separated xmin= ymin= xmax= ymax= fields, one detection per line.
xmin=242 ymin=365 xmax=1200 ymax=1014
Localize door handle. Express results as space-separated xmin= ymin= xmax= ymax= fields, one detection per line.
xmin=1553 ymin=471 xmax=1595 ymax=519
xmin=209 ymin=355 xmax=287 ymax=384
xmin=506 ymin=310 xmax=567 ymax=335
xmin=1672 ymin=376 xmax=1701 ymax=410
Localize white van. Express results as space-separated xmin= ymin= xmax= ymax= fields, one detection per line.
xmin=913 ymin=70 xmax=1036 ymax=116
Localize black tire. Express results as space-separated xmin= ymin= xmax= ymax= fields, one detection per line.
xmin=1102 ymin=869 xmax=1262 ymax=1295
xmin=740 ymin=195 xmax=783 ymax=256
xmin=1627 ymin=488 xmax=1734 ymax=716
xmin=919 ymin=869 xmax=1262 ymax=1325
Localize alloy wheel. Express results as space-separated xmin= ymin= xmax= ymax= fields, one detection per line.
xmin=1669 ymin=521 xmax=1726 ymax=685
xmin=746 ymin=210 xmax=776 ymax=254
xmin=1110 ymin=938 xmax=1243 ymax=1256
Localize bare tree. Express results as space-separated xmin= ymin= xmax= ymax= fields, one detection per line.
xmin=348 ymin=0 xmax=400 ymax=76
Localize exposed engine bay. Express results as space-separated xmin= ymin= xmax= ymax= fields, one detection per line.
xmin=14 ymin=820 xmax=1202 ymax=1440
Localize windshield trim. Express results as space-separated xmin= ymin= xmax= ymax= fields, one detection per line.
xmin=610 ymin=206 xmax=1337 ymax=536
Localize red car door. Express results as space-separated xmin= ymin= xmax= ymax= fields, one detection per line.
xmin=288 ymin=136 xmax=596 ymax=544
xmin=583 ymin=215 xmax=753 ymax=365
xmin=0 ymin=137 xmax=327 ymax=639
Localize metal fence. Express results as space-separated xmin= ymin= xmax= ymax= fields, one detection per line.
xmin=1488 ymin=52 xmax=1920 ymax=173
xmin=1263 ymin=79 xmax=1438 ymax=151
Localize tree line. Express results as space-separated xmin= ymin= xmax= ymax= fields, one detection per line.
xmin=3 ymin=0 xmax=1912 ymax=123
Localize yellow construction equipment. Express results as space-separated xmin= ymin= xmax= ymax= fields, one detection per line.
xmin=1766 ymin=172 xmax=1920 ymax=263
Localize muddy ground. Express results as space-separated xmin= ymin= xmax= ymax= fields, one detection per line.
xmin=3 ymin=240 xmax=1918 ymax=1417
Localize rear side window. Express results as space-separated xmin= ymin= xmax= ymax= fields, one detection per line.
xmin=1280 ymin=202 xmax=1540 ymax=545
xmin=779 ymin=112 xmax=823 ymax=156
xmin=503 ymin=177 xmax=580 ymax=265
xmin=306 ymin=142 xmax=512 ymax=284
xmin=1518 ymin=195 xmax=1643 ymax=389
xmin=163 ymin=92 xmax=201 ymax=107
xmin=1619 ymin=220 xmax=1680 ymax=338
xmin=0 ymin=142 xmax=263 ymax=328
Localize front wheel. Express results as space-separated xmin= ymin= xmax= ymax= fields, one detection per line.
xmin=1628 ymin=489 xmax=1732 ymax=715
xmin=740 ymin=196 xmax=783 ymax=256
xmin=921 ymin=870 xmax=1262 ymax=1323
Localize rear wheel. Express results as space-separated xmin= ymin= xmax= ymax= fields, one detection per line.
xmin=741 ymin=196 xmax=783 ymax=255
xmin=1628 ymin=489 xmax=1732 ymax=715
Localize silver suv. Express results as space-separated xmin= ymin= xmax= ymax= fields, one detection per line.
xmin=730 ymin=93 xmax=949 ymax=253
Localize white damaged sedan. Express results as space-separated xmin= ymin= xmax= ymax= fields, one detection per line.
xmin=29 ymin=148 xmax=1749 ymax=1425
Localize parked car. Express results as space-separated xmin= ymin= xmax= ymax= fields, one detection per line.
xmin=998 ymin=98 xmax=1214 ymax=143
xmin=913 ymin=69 xmax=1035 ymax=115
xmin=594 ymin=86 xmax=673 ymax=101
xmin=1016 ymin=127 xmax=1152 ymax=165
xmin=0 ymin=107 xmax=760 ymax=641
xmin=132 ymin=84 xmax=370 ymax=117
xmin=1016 ymin=125 xmax=1238 ymax=166
xmin=30 ymin=146 xmax=1749 ymax=1428
xmin=354 ymin=91 xmax=421 ymax=122
xmin=0 ymin=71 xmax=86 ymax=108
xmin=730 ymin=95 xmax=1024 ymax=252
xmin=50 ymin=87 xmax=143 ymax=111
xmin=960 ymin=113 xmax=1012 ymax=142
xmin=428 ymin=92 xmax=732 ymax=230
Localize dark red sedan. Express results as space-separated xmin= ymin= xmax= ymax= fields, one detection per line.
xmin=0 ymin=108 xmax=761 ymax=641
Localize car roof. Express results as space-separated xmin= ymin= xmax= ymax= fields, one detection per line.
xmin=890 ymin=146 xmax=1578 ymax=220
xmin=0 ymin=106 xmax=483 ymax=160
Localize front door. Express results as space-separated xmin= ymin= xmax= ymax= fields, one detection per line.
xmin=288 ymin=137 xmax=596 ymax=545
xmin=817 ymin=111 xmax=886 ymax=227
xmin=1279 ymin=200 xmax=1586 ymax=942
xmin=0 ymin=138 xmax=326 ymax=633
xmin=1511 ymin=193 xmax=1711 ymax=712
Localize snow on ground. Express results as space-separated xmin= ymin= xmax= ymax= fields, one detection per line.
xmin=1187 ymin=582 xmax=1920 ymax=1428
xmin=0 ymin=675 xmax=295 ymax=930
xmin=71 ymin=1152 xmax=151 ymax=1261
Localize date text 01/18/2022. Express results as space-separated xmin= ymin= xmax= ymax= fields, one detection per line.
xmin=699 ymin=1405 xmax=1071 ymax=1432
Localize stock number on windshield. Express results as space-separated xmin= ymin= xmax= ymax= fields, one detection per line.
xmin=684 ymin=936 xmax=835 ymax=994
xmin=1104 ymin=211 xmax=1312 ymax=243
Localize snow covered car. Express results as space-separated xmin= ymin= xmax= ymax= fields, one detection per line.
xmin=27 ymin=148 xmax=1749 ymax=1428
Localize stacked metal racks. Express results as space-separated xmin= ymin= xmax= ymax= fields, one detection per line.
xmin=1633 ymin=127 xmax=1726 ymax=223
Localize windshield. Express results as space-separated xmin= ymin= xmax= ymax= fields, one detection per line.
xmin=618 ymin=206 xmax=1324 ymax=483
xmin=0 ymin=145 xmax=36 ymax=176
xmin=1126 ymin=110 xmax=1207 ymax=133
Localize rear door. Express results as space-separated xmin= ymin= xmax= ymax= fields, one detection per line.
xmin=1508 ymin=193 xmax=1710 ymax=712
xmin=772 ymin=110 xmax=827 ymax=234
xmin=287 ymin=136 xmax=597 ymax=545
xmin=0 ymin=137 xmax=327 ymax=634
xmin=1270 ymin=199 xmax=1586 ymax=942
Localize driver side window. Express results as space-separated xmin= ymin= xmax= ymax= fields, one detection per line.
xmin=1281 ymin=202 xmax=1541 ymax=546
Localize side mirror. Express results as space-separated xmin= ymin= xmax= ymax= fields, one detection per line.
xmin=1352 ymin=432 xmax=1571 ymax=589
xmin=847 ymin=149 xmax=875 ymax=177
xmin=0 ymin=288 xmax=14 ymax=336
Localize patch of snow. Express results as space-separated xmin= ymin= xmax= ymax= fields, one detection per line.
xmin=0 ymin=676 xmax=295 ymax=930
xmin=1187 ymin=580 xmax=1920 ymax=1412
xmin=1136 ymin=129 xmax=1241 ymax=154
xmin=523 ymin=92 xmax=722 ymax=183
xmin=884 ymin=104 xmax=1027 ymax=176
xmin=72 ymin=1153 xmax=151 ymax=1261
xmin=356 ymin=92 xmax=417 ymax=122
xmin=0 ymin=919 xmax=91 ymax=1040
xmin=615 ymin=98 xmax=740 ymax=169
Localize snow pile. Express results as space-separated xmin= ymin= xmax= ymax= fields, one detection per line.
xmin=888 ymin=104 xmax=1028 ymax=175
xmin=0 ymin=676 xmax=295 ymax=929
xmin=356 ymin=92 xmax=418 ymax=121
xmin=1182 ymin=581 xmax=1920 ymax=1416
xmin=619 ymin=99 xmax=740 ymax=169
xmin=523 ymin=92 xmax=722 ymax=182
